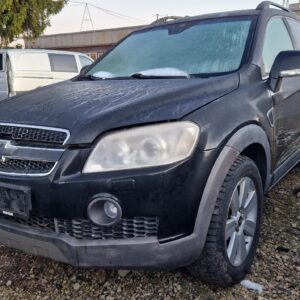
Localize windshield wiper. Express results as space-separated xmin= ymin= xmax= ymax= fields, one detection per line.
xmin=131 ymin=68 xmax=190 ymax=79
xmin=79 ymin=74 xmax=102 ymax=81
xmin=80 ymin=71 xmax=117 ymax=81
xmin=79 ymin=68 xmax=190 ymax=81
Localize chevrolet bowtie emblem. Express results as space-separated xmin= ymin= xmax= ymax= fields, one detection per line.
xmin=0 ymin=140 xmax=10 ymax=162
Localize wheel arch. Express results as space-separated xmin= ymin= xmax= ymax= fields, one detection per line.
xmin=241 ymin=143 xmax=268 ymax=190
xmin=225 ymin=124 xmax=271 ymax=192
xmin=192 ymin=124 xmax=271 ymax=260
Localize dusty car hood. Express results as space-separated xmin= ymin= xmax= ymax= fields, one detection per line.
xmin=0 ymin=74 xmax=239 ymax=144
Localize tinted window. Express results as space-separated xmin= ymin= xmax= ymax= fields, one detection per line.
xmin=79 ymin=55 xmax=93 ymax=68
xmin=263 ymin=18 xmax=294 ymax=74
xmin=88 ymin=18 xmax=253 ymax=77
xmin=287 ymin=18 xmax=300 ymax=49
xmin=49 ymin=54 xmax=78 ymax=73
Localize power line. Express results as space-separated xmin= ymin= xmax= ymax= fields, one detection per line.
xmin=88 ymin=2 xmax=145 ymax=23
xmin=70 ymin=1 xmax=146 ymax=24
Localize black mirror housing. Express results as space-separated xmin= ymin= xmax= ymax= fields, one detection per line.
xmin=269 ymin=51 xmax=300 ymax=92
xmin=80 ymin=65 xmax=89 ymax=75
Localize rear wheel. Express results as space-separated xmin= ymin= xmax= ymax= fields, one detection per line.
xmin=188 ymin=156 xmax=263 ymax=287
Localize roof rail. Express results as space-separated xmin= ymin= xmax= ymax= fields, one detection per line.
xmin=151 ymin=16 xmax=183 ymax=25
xmin=256 ymin=1 xmax=292 ymax=12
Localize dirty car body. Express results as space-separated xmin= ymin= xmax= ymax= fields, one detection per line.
xmin=0 ymin=1 xmax=299 ymax=286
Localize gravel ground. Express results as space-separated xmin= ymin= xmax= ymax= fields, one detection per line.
xmin=0 ymin=167 xmax=299 ymax=300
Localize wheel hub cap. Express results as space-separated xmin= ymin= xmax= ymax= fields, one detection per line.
xmin=225 ymin=177 xmax=258 ymax=267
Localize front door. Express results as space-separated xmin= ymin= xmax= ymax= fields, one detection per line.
xmin=263 ymin=17 xmax=300 ymax=168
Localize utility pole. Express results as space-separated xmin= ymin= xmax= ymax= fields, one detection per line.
xmin=154 ymin=14 xmax=162 ymax=21
xmin=80 ymin=3 xmax=94 ymax=31
xmin=282 ymin=0 xmax=290 ymax=8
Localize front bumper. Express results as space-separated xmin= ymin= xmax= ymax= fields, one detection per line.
xmin=0 ymin=148 xmax=219 ymax=240
xmin=0 ymin=218 xmax=200 ymax=268
xmin=0 ymin=148 xmax=219 ymax=268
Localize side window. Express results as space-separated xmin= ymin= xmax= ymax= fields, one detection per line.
xmin=262 ymin=18 xmax=294 ymax=74
xmin=79 ymin=55 xmax=93 ymax=68
xmin=0 ymin=54 xmax=3 ymax=71
xmin=48 ymin=54 xmax=78 ymax=73
xmin=17 ymin=53 xmax=51 ymax=72
xmin=287 ymin=18 xmax=300 ymax=49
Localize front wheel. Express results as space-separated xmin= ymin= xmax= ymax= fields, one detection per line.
xmin=188 ymin=156 xmax=263 ymax=287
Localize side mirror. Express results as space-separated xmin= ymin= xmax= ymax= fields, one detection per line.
xmin=80 ymin=65 xmax=89 ymax=75
xmin=269 ymin=51 xmax=300 ymax=92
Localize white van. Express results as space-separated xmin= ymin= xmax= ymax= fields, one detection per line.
xmin=0 ymin=49 xmax=93 ymax=100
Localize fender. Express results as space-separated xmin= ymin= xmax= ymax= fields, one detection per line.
xmin=192 ymin=124 xmax=271 ymax=257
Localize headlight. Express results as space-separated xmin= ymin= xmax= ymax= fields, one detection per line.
xmin=83 ymin=121 xmax=200 ymax=173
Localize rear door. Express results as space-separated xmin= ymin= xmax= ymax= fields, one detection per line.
xmin=0 ymin=52 xmax=8 ymax=100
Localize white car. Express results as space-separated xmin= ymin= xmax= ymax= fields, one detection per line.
xmin=0 ymin=49 xmax=93 ymax=100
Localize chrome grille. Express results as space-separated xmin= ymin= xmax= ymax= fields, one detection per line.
xmin=0 ymin=215 xmax=159 ymax=240
xmin=0 ymin=124 xmax=68 ymax=176
xmin=0 ymin=158 xmax=55 ymax=174
xmin=0 ymin=124 xmax=68 ymax=145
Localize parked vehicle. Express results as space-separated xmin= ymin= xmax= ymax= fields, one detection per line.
xmin=0 ymin=49 xmax=93 ymax=100
xmin=0 ymin=1 xmax=299 ymax=287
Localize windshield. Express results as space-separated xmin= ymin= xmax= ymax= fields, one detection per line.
xmin=88 ymin=17 xmax=253 ymax=78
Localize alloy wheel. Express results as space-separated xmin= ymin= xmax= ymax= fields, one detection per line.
xmin=225 ymin=177 xmax=258 ymax=267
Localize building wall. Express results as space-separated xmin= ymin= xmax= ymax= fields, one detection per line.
xmin=290 ymin=3 xmax=300 ymax=16
xmin=26 ymin=25 xmax=144 ymax=59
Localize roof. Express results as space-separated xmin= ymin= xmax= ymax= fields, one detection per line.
xmin=146 ymin=1 xmax=298 ymax=30
xmin=149 ymin=10 xmax=260 ymax=28
xmin=26 ymin=26 xmax=144 ymax=50
xmin=38 ymin=25 xmax=144 ymax=39
xmin=0 ymin=49 xmax=90 ymax=56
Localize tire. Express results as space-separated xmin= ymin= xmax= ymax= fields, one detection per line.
xmin=188 ymin=156 xmax=263 ymax=287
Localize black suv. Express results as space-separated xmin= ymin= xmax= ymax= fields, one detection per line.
xmin=0 ymin=1 xmax=299 ymax=287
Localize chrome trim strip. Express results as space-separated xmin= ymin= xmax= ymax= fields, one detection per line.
xmin=0 ymin=140 xmax=64 ymax=162
xmin=267 ymin=108 xmax=274 ymax=128
xmin=0 ymin=162 xmax=58 ymax=177
xmin=0 ymin=122 xmax=70 ymax=145
xmin=279 ymin=69 xmax=300 ymax=78
xmin=0 ymin=123 xmax=69 ymax=177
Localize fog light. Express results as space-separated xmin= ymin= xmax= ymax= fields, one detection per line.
xmin=88 ymin=194 xmax=122 ymax=226
xmin=104 ymin=201 xmax=118 ymax=219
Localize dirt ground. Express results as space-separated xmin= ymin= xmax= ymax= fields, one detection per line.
xmin=0 ymin=167 xmax=299 ymax=300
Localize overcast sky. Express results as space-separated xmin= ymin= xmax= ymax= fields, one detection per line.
xmin=46 ymin=0 xmax=292 ymax=34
